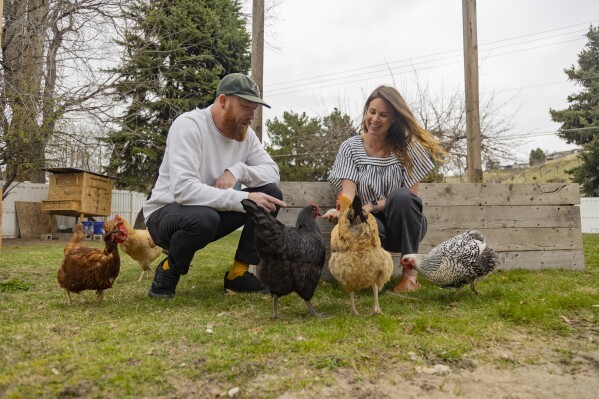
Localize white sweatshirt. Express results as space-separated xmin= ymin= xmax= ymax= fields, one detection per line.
xmin=143 ymin=105 xmax=280 ymax=220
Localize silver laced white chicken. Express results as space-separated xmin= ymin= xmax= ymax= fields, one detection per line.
xmin=400 ymin=230 xmax=499 ymax=295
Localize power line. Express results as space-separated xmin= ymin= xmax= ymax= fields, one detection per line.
xmin=480 ymin=29 xmax=590 ymax=53
xmin=267 ymin=37 xmax=587 ymax=97
xmin=266 ymin=31 xmax=598 ymax=96
xmin=267 ymin=35 xmax=587 ymax=94
xmin=482 ymin=20 xmax=598 ymax=45
xmin=266 ymin=20 xmax=599 ymax=90
xmin=511 ymin=126 xmax=599 ymax=139
xmin=267 ymin=60 xmax=465 ymax=97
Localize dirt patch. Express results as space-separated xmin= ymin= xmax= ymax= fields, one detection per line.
xmin=272 ymin=350 xmax=599 ymax=399
xmin=251 ymin=330 xmax=599 ymax=399
xmin=176 ymin=334 xmax=598 ymax=399
xmin=278 ymin=361 xmax=599 ymax=399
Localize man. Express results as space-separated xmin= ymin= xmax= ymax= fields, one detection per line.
xmin=143 ymin=73 xmax=285 ymax=298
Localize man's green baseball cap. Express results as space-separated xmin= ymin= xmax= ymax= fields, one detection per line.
xmin=216 ymin=73 xmax=271 ymax=108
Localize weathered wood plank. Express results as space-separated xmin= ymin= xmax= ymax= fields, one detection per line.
xmin=497 ymin=250 xmax=585 ymax=270
xmin=279 ymin=205 xmax=581 ymax=229
xmin=279 ymin=182 xmax=581 ymax=207
xmin=419 ymin=183 xmax=581 ymax=206
xmin=426 ymin=205 xmax=581 ymax=228
xmin=420 ymin=227 xmax=583 ymax=252
xmin=280 ymin=213 xmax=584 ymax=254
xmin=291 ymin=227 xmax=582 ymax=256
xmin=279 ymin=182 xmax=337 ymax=208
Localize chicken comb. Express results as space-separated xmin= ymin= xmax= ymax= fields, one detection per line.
xmin=309 ymin=200 xmax=320 ymax=218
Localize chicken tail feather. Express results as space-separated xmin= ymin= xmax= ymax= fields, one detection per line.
xmin=480 ymin=246 xmax=499 ymax=274
xmin=241 ymin=199 xmax=273 ymax=225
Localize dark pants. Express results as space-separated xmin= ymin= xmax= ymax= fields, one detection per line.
xmin=145 ymin=183 xmax=283 ymax=275
xmin=373 ymin=187 xmax=427 ymax=254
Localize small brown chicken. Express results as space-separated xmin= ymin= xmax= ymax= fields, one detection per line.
xmin=329 ymin=195 xmax=393 ymax=315
xmin=57 ymin=218 xmax=128 ymax=305
xmin=113 ymin=214 xmax=163 ymax=281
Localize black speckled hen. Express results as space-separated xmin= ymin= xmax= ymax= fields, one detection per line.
xmin=241 ymin=199 xmax=325 ymax=319
xmin=400 ymin=230 xmax=499 ymax=295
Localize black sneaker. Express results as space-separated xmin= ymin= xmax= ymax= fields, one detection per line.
xmin=224 ymin=271 xmax=269 ymax=294
xmin=148 ymin=258 xmax=180 ymax=299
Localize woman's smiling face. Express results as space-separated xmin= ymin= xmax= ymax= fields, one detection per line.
xmin=364 ymin=97 xmax=395 ymax=136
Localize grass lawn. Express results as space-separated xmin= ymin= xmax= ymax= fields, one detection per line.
xmin=0 ymin=233 xmax=598 ymax=398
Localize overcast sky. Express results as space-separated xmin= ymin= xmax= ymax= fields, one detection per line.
xmin=256 ymin=0 xmax=599 ymax=162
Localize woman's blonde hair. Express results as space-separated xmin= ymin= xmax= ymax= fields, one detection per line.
xmin=361 ymin=85 xmax=446 ymax=173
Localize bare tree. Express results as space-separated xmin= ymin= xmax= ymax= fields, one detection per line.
xmin=410 ymin=79 xmax=518 ymax=179
xmin=0 ymin=0 xmax=123 ymax=197
xmin=45 ymin=121 xmax=109 ymax=172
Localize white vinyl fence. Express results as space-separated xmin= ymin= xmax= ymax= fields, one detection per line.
xmin=580 ymin=197 xmax=599 ymax=233
xmin=2 ymin=181 xmax=146 ymax=238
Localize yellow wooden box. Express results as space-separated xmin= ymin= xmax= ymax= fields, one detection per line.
xmin=41 ymin=168 xmax=115 ymax=217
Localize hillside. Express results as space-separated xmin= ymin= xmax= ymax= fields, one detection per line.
xmin=443 ymin=153 xmax=580 ymax=184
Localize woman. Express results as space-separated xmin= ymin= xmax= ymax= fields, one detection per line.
xmin=323 ymin=85 xmax=445 ymax=292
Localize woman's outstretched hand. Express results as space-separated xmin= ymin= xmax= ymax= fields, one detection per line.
xmin=322 ymin=208 xmax=339 ymax=224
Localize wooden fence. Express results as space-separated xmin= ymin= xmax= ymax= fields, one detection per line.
xmin=277 ymin=182 xmax=585 ymax=274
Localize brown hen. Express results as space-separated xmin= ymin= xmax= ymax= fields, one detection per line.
xmin=57 ymin=217 xmax=128 ymax=305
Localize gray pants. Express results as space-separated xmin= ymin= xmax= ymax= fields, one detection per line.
xmin=373 ymin=187 xmax=427 ymax=254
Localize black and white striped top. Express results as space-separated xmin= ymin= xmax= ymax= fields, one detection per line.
xmin=328 ymin=135 xmax=434 ymax=204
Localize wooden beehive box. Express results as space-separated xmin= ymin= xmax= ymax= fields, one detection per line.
xmin=41 ymin=168 xmax=115 ymax=217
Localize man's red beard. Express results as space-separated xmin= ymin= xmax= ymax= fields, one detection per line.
xmin=221 ymin=107 xmax=249 ymax=142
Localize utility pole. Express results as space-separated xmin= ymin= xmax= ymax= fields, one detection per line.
xmin=0 ymin=0 xmax=4 ymax=44
xmin=462 ymin=0 xmax=483 ymax=183
xmin=250 ymin=0 xmax=265 ymax=142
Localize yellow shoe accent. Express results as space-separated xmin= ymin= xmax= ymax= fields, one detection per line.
xmin=162 ymin=259 xmax=170 ymax=271
xmin=227 ymin=260 xmax=249 ymax=280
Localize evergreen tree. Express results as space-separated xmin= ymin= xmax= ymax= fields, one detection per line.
xmin=265 ymin=109 xmax=356 ymax=182
xmin=569 ymin=138 xmax=599 ymax=196
xmin=106 ymin=0 xmax=251 ymax=191
xmin=550 ymin=26 xmax=599 ymax=196
xmin=529 ymin=148 xmax=546 ymax=165
xmin=265 ymin=112 xmax=324 ymax=182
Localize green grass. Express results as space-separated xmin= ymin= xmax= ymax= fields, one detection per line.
xmin=0 ymin=234 xmax=598 ymax=398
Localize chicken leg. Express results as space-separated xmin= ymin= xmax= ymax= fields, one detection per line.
xmin=304 ymin=300 xmax=327 ymax=318
xmin=372 ymin=284 xmax=383 ymax=314
xmin=137 ymin=269 xmax=148 ymax=282
xmin=470 ymin=278 xmax=481 ymax=295
xmin=65 ymin=290 xmax=73 ymax=305
xmin=349 ymin=292 xmax=359 ymax=315
xmin=271 ymin=294 xmax=280 ymax=319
